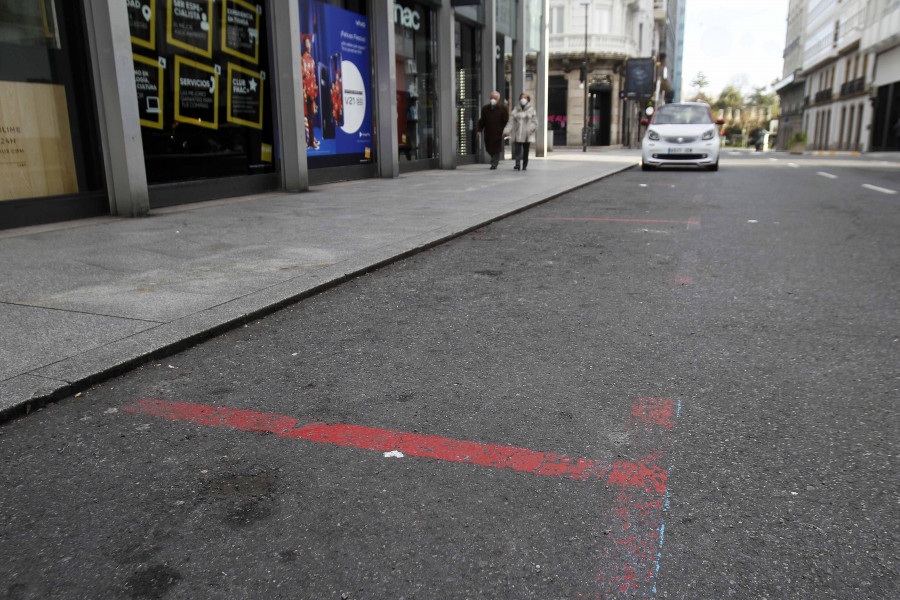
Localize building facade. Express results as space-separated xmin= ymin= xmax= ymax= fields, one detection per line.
xmin=774 ymin=0 xmax=808 ymax=150
xmin=861 ymin=0 xmax=900 ymax=151
xmin=546 ymin=0 xmax=669 ymax=148
xmin=0 ymin=0 xmax=547 ymax=230
xmin=798 ymin=0 xmax=874 ymax=151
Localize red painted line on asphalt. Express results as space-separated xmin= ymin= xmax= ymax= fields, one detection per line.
xmin=122 ymin=397 xmax=681 ymax=598
xmin=542 ymin=217 xmax=701 ymax=225
xmin=121 ymin=398 xmax=614 ymax=479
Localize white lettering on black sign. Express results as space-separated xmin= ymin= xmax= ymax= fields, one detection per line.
xmin=393 ymin=4 xmax=420 ymax=31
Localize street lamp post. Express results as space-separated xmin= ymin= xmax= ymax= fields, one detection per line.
xmin=579 ymin=0 xmax=590 ymax=152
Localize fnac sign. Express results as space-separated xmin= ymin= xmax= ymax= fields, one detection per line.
xmin=394 ymin=2 xmax=421 ymax=31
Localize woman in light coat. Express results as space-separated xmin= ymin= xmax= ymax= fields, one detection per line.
xmin=507 ymin=93 xmax=538 ymax=171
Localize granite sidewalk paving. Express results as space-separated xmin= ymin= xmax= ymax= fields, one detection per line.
xmin=0 ymin=149 xmax=641 ymax=420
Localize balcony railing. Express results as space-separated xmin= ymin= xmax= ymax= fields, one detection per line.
xmin=840 ymin=77 xmax=865 ymax=97
xmin=814 ymin=89 xmax=833 ymax=103
xmin=549 ymin=33 xmax=638 ymax=57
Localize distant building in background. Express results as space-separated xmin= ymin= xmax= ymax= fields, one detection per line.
xmin=546 ymin=0 xmax=680 ymax=147
xmin=861 ymin=0 xmax=900 ymax=151
xmin=805 ymin=0 xmax=874 ymax=151
xmin=773 ymin=0 xmax=808 ymax=150
xmin=672 ymin=0 xmax=686 ymax=102
xmin=658 ymin=0 xmax=685 ymax=103
xmin=777 ymin=0 xmax=900 ymax=152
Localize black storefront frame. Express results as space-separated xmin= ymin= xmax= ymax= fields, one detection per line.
xmin=396 ymin=0 xmax=441 ymax=174
xmin=454 ymin=14 xmax=482 ymax=166
xmin=144 ymin=0 xmax=282 ymax=209
xmin=0 ymin=0 xmax=108 ymax=230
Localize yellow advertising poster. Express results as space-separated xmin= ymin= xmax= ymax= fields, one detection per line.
xmin=0 ymin=81 xmax=78 ymax=202
xmin=128 ymin=0 xmax=157 ymax=50
xmin=221 ymin=0 xmax=260 ymax=64
xmin=174 ymin=56 xmax=219 ymax=129
xmin=134 ymin=54 xmax=165 ymax=129
xmin=166 ymin=0 xmax=213 ymax=58
xmin=227 ymin=63 xmax=263 ymax=129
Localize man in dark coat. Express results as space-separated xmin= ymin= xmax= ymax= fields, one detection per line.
xmin=477 ymin=91 xmax=509 ymax=169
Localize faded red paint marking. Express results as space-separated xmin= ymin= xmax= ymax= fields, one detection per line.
xmin=607 ymin=457 xmax=668 ymax=496
xmin=631 ymin=396 xmax=677 ymax=429
xmin=121 ymin=399 xmax=613 ymax=480
xmin=543 ymin=217 xmax=701 ymax=226
xmin=598 ymin=397 xmax=679 ymax=598
xmin=122 ymin=397 xmax=680 ymax=598
xmin=669 ymin=276 xmax=692 ymax=286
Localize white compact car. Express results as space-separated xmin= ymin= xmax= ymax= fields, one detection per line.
xmin=641 ymin=102 xmax=723 ymax=171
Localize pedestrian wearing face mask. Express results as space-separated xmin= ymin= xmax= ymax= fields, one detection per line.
xmin=507 ymin=93 xmax=537 ymax=171
xmin=477 ymin=91 xmax=509 ymax=170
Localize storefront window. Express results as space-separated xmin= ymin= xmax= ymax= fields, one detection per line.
xmin=127 ymin=0 xmax=278 ymax=185
xmin=0 ymin=0 xmax=104 ymax=209
xmin=455 ymin=19 xmax=480 ymax=157
xmin=395 ymin=1 xmax=437 ymax=164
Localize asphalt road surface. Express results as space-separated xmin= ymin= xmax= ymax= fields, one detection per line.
xmin=1 ymin=152 xmax=897 ymax=599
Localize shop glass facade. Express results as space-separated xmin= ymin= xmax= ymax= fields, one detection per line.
xmin=126 ymin=0 xmax=278 ymax=189
xmin=395 ymin=1 xmax=437 ymax=167
xmin=0 ymin=0 xmax=105 ymax=226
xmin=455 ymin=18 xmax=481 ymax=157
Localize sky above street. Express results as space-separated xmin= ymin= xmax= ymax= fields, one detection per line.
xmin=681 ymin=0 xmax=789 ymax=100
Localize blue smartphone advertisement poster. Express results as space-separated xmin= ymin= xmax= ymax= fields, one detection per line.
xmin=299 ymin=0 xmax=373 ymax=167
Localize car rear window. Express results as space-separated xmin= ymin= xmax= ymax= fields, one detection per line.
xmin=653 ymin=105 xmax=713 ymax=125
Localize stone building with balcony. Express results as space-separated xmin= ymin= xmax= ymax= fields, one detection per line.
xmin=545 ymin=0 xmax=664 ymax=147
xmin=800 ymin=0 xmax=874 ymax=151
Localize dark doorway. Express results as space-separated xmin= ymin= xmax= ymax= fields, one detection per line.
xmin=871 ymin=83 xmax=900 ymax=151
xmin=549 ymin=75 xmax=568 ymax=146
xmin=455 ymin=19 xmax=481 ymax=158
xmin=589 ymin=83 xmax=612 ymax=146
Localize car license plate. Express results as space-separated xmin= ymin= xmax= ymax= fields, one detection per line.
xmin=667 ymin=148 xmax=692 ymax=153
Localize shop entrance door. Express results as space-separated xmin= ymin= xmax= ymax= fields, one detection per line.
xmin=589 ymin=84 xmax=612 ymax=146
xmin=455 ymin=20 xmax=481 ymax=160
xmin=548 ymin=75 xmax=568 ymax=147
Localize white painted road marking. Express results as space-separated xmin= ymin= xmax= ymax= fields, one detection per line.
xmin=817 ymin=172 xmax=838 ymax=179
xmin=787 ymin=163 xmax=799 ymax=168
xmin=862 ymin=184 xmax=897 ymax=195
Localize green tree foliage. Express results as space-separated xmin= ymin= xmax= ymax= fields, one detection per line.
xmin=714 ymin=85 xmax=745 ymax=111
xmin=747 ymin=85 xmax=779 ymax=119
xmin=688 ymin=90 xmax=714 ymax=104
xmin=690 ymin=72 xmax=710 ymax=92
xmin=688 ymin=72 xmax=711 ymax=103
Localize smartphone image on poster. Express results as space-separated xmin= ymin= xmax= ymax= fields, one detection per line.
xmin=318 ymin=62 xmax=334 ymax=139
xmin=330 ymin=53 xmax=343 ymax=128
